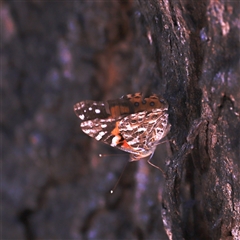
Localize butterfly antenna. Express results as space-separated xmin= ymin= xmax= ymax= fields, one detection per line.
xmin=110 ymin=161 xmax=128 ymax=194
xmin=99 ymin=153 xmax=128 ymax=158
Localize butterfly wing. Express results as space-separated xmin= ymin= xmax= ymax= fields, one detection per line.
xmin=73 ymin=93 xmax=170 ymax=161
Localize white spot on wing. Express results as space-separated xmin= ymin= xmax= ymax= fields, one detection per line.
xmin=89 ymin=107 xmax=92 ymax=111
xmin=137 ymin=127 xmax=146 ymax=132
xmin=100 ymin=118 xmax=115 ymax=123
xmin=79 ymin=114 xmax=85 ymax=120
xmin=101 ymin=124 xmax=107 ymax=128
xmin=95 ymin=109 xmax=101 ymax=114
xmin=111 ymin=135 xmax=121 ymax=146
xmin=95 ymin=131 xmax=106 ymax=141
xmin=83 ymin=129 xmax=92 ymax=134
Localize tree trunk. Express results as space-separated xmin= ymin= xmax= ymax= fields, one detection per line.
xmin=136 ymin=0 xmax=240 ymax=239
xmin=2 ymin=0 xmax=239 ymax=239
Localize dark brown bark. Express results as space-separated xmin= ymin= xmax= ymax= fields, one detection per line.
xmin=135 ymin=0 xmax=239 ymax=239
xmin=2 ymin=0 xmax=239 ymax=239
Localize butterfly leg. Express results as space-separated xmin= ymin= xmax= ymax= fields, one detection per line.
xmin=147 ymin=158 xmax=166 ymax=177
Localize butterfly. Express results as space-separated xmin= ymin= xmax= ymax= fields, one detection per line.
xmin=74 ymin=92 xmax=170 ymax=170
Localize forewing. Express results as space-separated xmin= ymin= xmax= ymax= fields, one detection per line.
xmin=74 ymin=100 xmax=110 ymax=121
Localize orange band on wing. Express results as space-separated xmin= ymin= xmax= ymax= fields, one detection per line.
xmin=121 ymin=140 xmax=132 ymax=149
xmin=111 ymin=122 xmax=132 ymax=149
xmin=109 ymin=106 xmax=130 ymax=118
xmin=111 ymin=122 xmax=120 ymax=136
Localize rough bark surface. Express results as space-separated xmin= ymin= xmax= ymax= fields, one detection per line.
xmin=2 ymin=0 xmax=239 ymax=240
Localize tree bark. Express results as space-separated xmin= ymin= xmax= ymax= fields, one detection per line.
xmin=2 ymin=0 xmax=239 ymax=239
xmin=136 ymin=0 xmax=240 ymax=239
